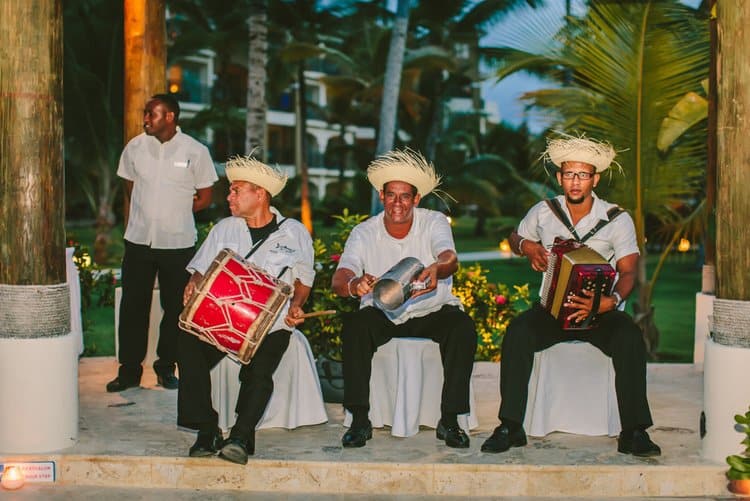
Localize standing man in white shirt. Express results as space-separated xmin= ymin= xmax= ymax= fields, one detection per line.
xmin=481 ymin=135 xmax=660 ymax=457
xmin=331 ymin=149 xmax=477 ymax=449
xmin=107 ymin=93 xmax=218 ymax=392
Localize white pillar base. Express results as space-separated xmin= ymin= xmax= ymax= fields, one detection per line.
xmin=693 ymin=292 xmax=715 ymax=366
xmin=702 ymin=337 xmax=750 ymax=463
xmin=0 ymin=333 xmax=79 ymax=453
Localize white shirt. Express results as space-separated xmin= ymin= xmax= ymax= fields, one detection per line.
xmin=517 ymin=193 xmax=640 ymax=296
xmin=187 ymin=207 xmax=315 ymax=333
xmin=337 ymin=208 xmax=462 ymax=325
xmin=118 ymin=129 xmax=218 ymax=249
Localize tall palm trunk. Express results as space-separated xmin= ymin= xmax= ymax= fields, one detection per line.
xmin=1 ymin=0 xmax=65 ymax=285
xmin=295 ymin=64 xmax=313 ymax=233
xmin=371 ymin=0 xmax=410 ymax=214
xmin=123 ymin=0 xmax=166 ymax=225
xmin=246 ymin=0 xmax=268 ymax=157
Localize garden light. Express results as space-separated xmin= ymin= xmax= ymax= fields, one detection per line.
xmin=1 ymin=465 xmax=25 ymax=490
xmin=677 ymin=238 xmax=691 ymax=253
xmin=499 ymin=239 xmax=511 ymax=253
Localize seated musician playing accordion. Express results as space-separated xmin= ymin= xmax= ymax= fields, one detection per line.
xmin=481 ymin=134 xmax=661 ymax=457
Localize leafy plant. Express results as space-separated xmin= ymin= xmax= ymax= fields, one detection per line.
xmin=727 ymin=406 xmax=750 ymax=481
xmin=302 ymin=211 xmax=532 ymax=362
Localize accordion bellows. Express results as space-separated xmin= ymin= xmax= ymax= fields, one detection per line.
xmin=540 ymin=239 xmax=617 ymax=330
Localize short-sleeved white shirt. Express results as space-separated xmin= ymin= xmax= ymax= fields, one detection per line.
xmin=118 ymin=129 xmax=218 ymax=249
xmin=337 ymin=208 xmax=462 ymax=324
xmin=517 ymin=193 xmax=639 ymax=296
xmin=187 ymin=207 xmax=315 ymax=333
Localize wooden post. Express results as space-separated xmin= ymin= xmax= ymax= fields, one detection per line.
xmin=0 ymin=0 xmax=65 ymax=285
xmin=123 ymin=0 xmax=166 ymax=222
xmin=716 ymin=0 xmax=750 ymax=301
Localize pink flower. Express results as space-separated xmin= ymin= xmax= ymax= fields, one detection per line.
xmin=495 ymin=294 xmax=507 ymax=305
xmin=330 ymin=254 xmax=341 ymax=262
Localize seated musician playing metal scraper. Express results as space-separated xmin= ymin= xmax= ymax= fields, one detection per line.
xmin=178 ymin=154 xmax=315 ymax=465
xmin=331 ymin=149 xmax=477 ymax=449
xmin=481 ymin=135 xmax=661 ymax=457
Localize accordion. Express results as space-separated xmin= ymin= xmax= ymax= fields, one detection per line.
xmin=540 ymin=238 xmax=617 ymax=330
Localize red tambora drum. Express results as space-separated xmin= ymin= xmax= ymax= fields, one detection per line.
xmin=179 ymin=248 xmax=292 ymax=364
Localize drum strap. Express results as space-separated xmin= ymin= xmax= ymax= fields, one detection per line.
xmin=545 ymin=198 xmax=624 ymax=243
xmin=244 ymin=217 xmax=287 ymax=260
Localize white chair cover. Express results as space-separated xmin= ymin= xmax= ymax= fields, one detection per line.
xmin=211 ymin=329 xmax=328 ymax=432
xmin=344 ymin=337 xmax=478 ymax=437
xmin=65 ymin=247 xmax=84 ymax=355
xmin=523 ymin=341 xmax=621 ymax=437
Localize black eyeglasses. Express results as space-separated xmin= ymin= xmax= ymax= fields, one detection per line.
xmin=561 ymin=171 xmax=595 ymax=180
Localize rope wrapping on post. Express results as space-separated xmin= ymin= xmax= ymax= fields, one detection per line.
xmin=0 ymin=283 xmax=70 ymax=338
xmin=711 ymin=298 xmax=750 ymax=349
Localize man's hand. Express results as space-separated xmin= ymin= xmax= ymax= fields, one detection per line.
xmin=564 ymin=288 xmax=620 ymax=323
xmin=411 ymin=262 xmax=438 ymax=298
xmin=284 ymin=305 xmax=306 ymax=328
xmin=522 ymin=240 xmax=550 ymax=272
xmin=350 ymin=273 xmax=377 ymax=297
xmin=183 ymin=272 xmax=203 ymax=305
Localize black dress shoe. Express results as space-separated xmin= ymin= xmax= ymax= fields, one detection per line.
xmin=156 ymin=372 xmax=179 ymax=390
xmin=436 ymin=420 xmax=470 ymax=448
xmin=342 ymin=423 xmax=373 ymax=448
xmin=105 ymin=377 xmax=140 ymax=393
xmin=219 ymin=437 xmax=253 ymax=465
xmin=189 ymin=429 xmax=223 ymax=457
xmin=617 ymin=429 xmax=661 ymax=457
xmin=480 ymin=424 xmax=527 ymax=453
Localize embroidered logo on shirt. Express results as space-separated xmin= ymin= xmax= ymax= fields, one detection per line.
xmin=271 ymin=243 xmax=295 ymax=254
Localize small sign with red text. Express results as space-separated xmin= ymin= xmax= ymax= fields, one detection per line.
xmin=0 ymin=461 xmax=56 ymax=483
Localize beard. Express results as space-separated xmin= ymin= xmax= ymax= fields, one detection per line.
xmin=565 ymin=193 xmax=585 ymax=205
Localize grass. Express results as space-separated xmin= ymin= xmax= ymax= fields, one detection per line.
xmin=69 ymin=214 xmax=702 ymax=362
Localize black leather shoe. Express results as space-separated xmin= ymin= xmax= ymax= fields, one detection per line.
xmin=219 ymin=437 xmax=253 ymax=465
xmin=105 ymin=377 xmax=140 ymax=393
xmin=480 ymin=424 xmax=527 ymax=453
xmin=188 ymin=429 xmax=223 ymax=457
xmin=342 ymin=423 xmax=373 ymax=448
xmin=156 ymin=372 xmax=179 ymax=390
xmin=436 ymin=420 xmax=470 ymax=448
xmin=617 ymin=429 xmax=661 ymax=457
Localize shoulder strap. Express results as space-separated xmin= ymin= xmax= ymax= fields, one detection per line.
xmin=579 ymin=206 xmax=625 ymax=243
xmin=545 ymin=198 xmax=581 ymax=241
xmin=244 ymin=217 xmax=287 ymax=260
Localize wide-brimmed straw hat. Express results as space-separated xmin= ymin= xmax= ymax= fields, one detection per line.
xmin=367 ymin=149 xmax=441 ymax=197
xmin=225 ymin=155 xmax=288 ymax=197
xmin=544 ymin=135 xmax=616 ymax=173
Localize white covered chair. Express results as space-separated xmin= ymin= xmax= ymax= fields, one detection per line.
xmin=344 ymin=337 xmax=478 ymax=437
xmin=211 ymin=329 xmax=328 ymax=432
xmin=523 ymin=341 xmax=621 ymax=437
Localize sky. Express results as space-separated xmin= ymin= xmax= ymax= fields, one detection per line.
xmin=478 ymin=0 xmax=704 ymax=132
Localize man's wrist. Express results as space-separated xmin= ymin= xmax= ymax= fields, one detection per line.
xmin=612 ymin=291 xmax=623 ymax=309
xmin=347 ymin=276 xmax=358 ymax=298
xmin=518 ymin=238 xmax=527 ymax=256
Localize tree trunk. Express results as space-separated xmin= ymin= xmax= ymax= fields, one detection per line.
xmin=371 ymin=0 xmax=410 ymax=214
xmin=716 ymin=0 xmax=750 ymax=301
xmin=295 ymin=64 xmax=313 ymax=233
xmin=123 ymin=0 xmax=166 ymax=225
xmin=245 ymin=0 xmax=268 ymax=158
xmin=0 ymin=0 xmax=65 ymax=285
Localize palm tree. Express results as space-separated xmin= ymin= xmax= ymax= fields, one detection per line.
xmin=246 ymin=0 xmax=268 ymax=157
xmin=487 ymin=1 xmax=709 ymax=354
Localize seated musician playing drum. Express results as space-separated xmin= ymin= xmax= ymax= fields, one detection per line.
xmin=481 ymin=135 xmax=661 ymax=457
xmin=178 ymin=154 xmax=315 ymax=465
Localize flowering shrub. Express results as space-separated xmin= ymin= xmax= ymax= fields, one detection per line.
xmin=303 ymin=212 xmax=532 ymax=362
xmin=452 ymin=264 xmax=531 ymax=361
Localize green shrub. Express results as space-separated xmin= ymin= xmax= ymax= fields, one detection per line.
xmin=303 ymin=211 xmax=531 ymax=362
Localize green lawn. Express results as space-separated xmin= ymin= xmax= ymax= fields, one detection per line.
xmin=69 ymin=215 xmax=702 ymax=362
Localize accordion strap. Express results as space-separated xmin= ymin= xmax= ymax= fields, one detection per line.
xmin=545 ymin=198 xmax=624 ymax=243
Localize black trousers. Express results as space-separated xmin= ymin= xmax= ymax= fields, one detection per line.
xmin=117 ymin=240 xmax=194 ymax=380
xmin=498 ymin=304 xmax=653 ymax=431
xmin=176 ymin=328 xmax=291 ymax=440
xmin=342 ymin=305 xmax=477 ymax=416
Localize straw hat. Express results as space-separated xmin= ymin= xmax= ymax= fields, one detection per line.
xmin=367 ymin=149 xmax=441 ymax=197
xmin=225 ymin=155 xmax=288 ymax=197
xmin=544 ymin=135 xmax=616 ymax=173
